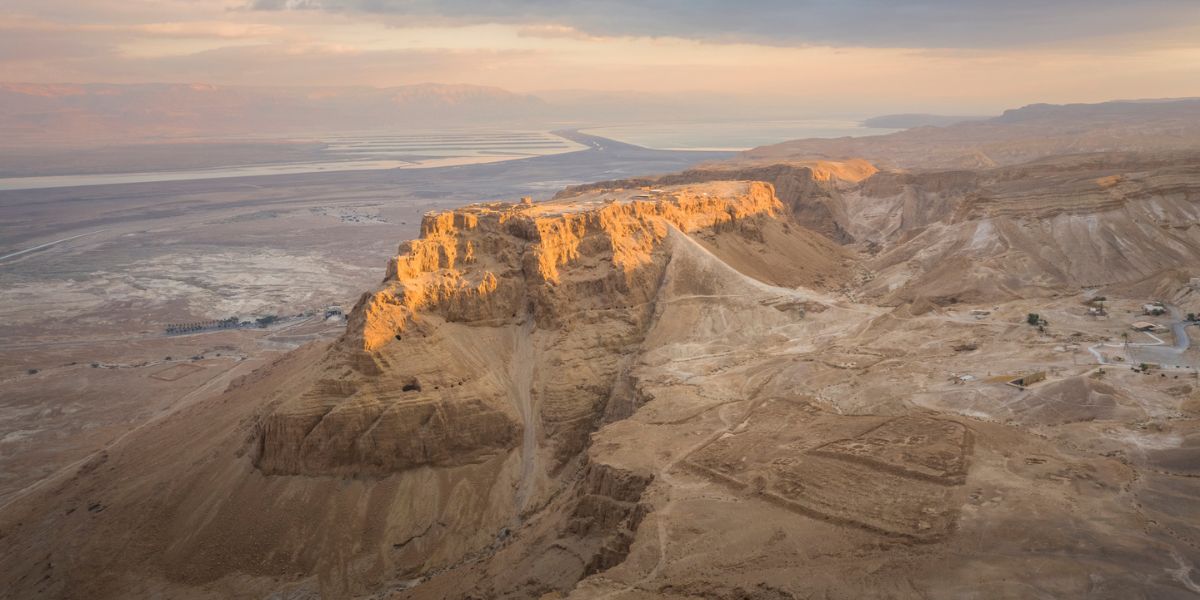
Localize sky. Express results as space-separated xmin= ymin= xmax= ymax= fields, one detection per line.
xmin=3 ymin=0 xmax=1200 ymax=114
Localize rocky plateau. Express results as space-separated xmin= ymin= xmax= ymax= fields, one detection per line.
xmin=4 ymin=146 xmax=1200 ymax=600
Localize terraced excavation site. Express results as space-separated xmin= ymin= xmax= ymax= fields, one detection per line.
xmin=684 ymin=406 xmax=972 ymax=541
xmin=4 ymin=99 xmax=1200 ymax=599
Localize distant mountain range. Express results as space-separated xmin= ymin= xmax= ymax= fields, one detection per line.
xmin=7 ymin=82 xmax=1200 ymax=160
xmin=861 ymin=114 xmax=990 ymax=128
xmin=0 ymin=82 xmax=549 ymax=145
xmin=993 ymin=97 xmax=1200 ymax=123
xmin=0 ymin=82 xmax=893 ymax=148
xmin=743 ymin=97 xmax=1200 ymax=170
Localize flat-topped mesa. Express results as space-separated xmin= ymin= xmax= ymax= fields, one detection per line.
xmin=347 ymin=180 xmax=782 ymax=352
xmin=256 ymin=180 xmax=788 ymax=480
xmin=553 ymin=160 xmax=878 ymax=244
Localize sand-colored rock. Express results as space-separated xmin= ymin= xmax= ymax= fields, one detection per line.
xmin=556 ymin=160 xmax=876 ymax=243
xmin=829 ymin=153 xmax=1200 ymax=303
xmin=255 ymin=181 xmax=817 ymax=481
xmin=5 ymin=152 xmax=1200 ymax=600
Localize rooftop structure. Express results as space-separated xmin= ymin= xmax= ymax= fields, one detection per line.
xmin=1007 ymin=371 xmax=1047 ymax=389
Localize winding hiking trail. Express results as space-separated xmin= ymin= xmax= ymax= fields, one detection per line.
xmin=510 ymin=316 xmax=539 ymax=517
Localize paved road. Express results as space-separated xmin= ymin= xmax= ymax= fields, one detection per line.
xmin=1087 ymin=304 xmax=1192 ymax=366
xmin=1127 ymin=304 xmax=1195 ymax=368
xmin=1168 ymin=304 xmax=1191 ymax=351
xmin=0 ymin=229 xmax=107 ymax=263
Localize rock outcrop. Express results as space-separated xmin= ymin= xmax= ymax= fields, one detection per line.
xmin=238 ymin=180 xmax=853 ymax=597
xmin=555 ymin=160 xmax=876 ymax=243
xmin=5 ymin=154 xmax=1199 ymax=600
xmin=843 ymin=152 xmax=1200 ymax=303
xmin=255 ymin=181 xmax=796 ymax=478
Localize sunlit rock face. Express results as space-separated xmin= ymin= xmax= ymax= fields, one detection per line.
xmin=256 ymin=181 xmax=786 ymax=478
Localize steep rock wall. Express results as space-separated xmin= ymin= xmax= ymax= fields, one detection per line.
xmin=256 ymin=182 xmax=785 ymax=478
xmin=848 ymin=153 xmax=1200 ymax=303
xmin=554 ymin=161 xmax=876 ymax=244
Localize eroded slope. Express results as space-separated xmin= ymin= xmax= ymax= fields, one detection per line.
xmin=0 ymin=180 xmax=854 ymax=600
xmin=4 ymin=157 xmax=1200 ymax=600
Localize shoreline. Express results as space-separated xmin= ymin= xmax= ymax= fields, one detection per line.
xmin=0 ymin=131 xmax=590 ymax=192
xmin=577 ymin=119 xmax=897 ymax=151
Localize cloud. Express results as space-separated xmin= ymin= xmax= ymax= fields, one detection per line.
xmin=240 ymin=0 xmax=324 ymax=9
xmin=3 ymin=0 xmax=1197 ymax=114
xmin=0 ymin=30 xmax=116 ymax=62
xmin=9 ymin=40 xmax=540 ymax=88
xmin=0 ymin=15 xmax=284 ymax=41
xmin=240 ymin=0 xmax=1200 ymax=48
xmin=131 ymin=21 xmax=285 ymax=39
xmin=514 ymin=24 xmax=597 ymax=41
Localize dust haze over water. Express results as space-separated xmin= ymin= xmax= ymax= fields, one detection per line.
xmin=0 ymin=120 xmax=894 ymax=190
xmin=0 ymin=130 xmax=588 ymax=190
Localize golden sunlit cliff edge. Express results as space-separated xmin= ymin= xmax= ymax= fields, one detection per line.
xmin=347 ymin=180 xmax=784 ymax=352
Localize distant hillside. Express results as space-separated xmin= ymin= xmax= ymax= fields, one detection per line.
xmin=861 ymin=113 xmax=989 ymax=128
xmin=0 ymin=82 xmax=548 ymax=145
xmin=993 ymin=98 xmax=1200 ymax=123
xmin=742 ymin=98 xmax=1200 ymax=170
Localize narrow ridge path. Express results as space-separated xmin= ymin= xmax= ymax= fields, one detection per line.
xmin=510 ymin=316 xmax=539 ymax=517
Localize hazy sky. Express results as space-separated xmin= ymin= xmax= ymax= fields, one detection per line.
xmin=4 ymin=0 xmax=1200 ymax=113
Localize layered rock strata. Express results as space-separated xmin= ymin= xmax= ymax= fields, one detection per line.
xmin=256 ymin=181 xmax=785 ymax=477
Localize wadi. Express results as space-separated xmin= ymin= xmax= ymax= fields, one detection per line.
xmin=2 ymin=97 xmax=1200 ymax=599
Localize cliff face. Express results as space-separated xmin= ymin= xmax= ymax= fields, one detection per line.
xmin=239 ymin=180 xmax=849 ymax=597
xmin=353 ymin=180 xmax=783 ymax=350
xmin=554 ymin=153 xmax=1200 ymax=306
xmin=842 ymin=153 xmax=1200 ymax=303
xmin=9 ymin=153 xmax=1199 ymax=600
xmin=256 ymin=181 xmax=788 ymax=478
xmin=554 ymin=159 xmax=876 ymax=243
